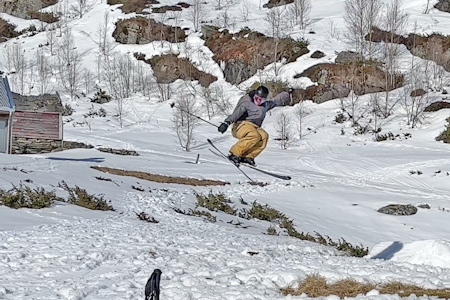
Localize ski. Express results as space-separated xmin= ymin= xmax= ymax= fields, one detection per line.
xmin=207 ymin=139 xmax=291 ymax=181
xmin=206 ymin=139 xmax=255 ymax=183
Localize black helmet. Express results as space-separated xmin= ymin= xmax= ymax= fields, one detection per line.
xmin=255 ymin=86 xmax=269 ymax=99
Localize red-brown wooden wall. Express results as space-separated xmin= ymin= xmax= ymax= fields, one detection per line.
xmin=12 ymin=111 xmax=62 ymax=140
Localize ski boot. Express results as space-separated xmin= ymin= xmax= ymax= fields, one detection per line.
xmin=228 ymin=153 xmax=241 ymax=166
xmin=240 ymin=157 xmax=256 ymax=167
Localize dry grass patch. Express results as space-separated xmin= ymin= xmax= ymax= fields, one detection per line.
xmin=281 ymin=274 xmax=450 ymax=298
xmin=195 ymin=191 xmax=236 ymax=215
xmin=91 ymin=166 xmax=228 ymax=186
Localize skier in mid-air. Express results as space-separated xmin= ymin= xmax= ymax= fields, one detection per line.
xmin=217 ymin=85 xmax=291 ymax=166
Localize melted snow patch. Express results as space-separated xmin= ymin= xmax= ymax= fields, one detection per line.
xmin=368 ymin=239 xmax=450 ymax=268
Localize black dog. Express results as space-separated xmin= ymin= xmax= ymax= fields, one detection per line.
xmin=145 ymin=269 xmax=162 ymax=300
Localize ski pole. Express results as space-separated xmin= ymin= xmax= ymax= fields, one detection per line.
xmin=170 ymin=102 xmax=219 ymax=128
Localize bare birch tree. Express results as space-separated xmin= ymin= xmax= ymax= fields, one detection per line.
xmin=55 ymin=28 xmax=87 ymax=100
xmin=241 ymin=0 xmax=250 ymax=22
xmin=379 ymin=0 xmax=408 ymax=117
xmin=71 ymin=0 xmax=95 ymax=18
xmin=3 ymin=44 xmax=27 ymax=94
xmin=112 ymin=96 xmax=128 ymax=128
xmin=188 ymin=0 xmax=207 ymax=32
xmin=265 ymin=7 xmax=288 ymax=77
xmin=288 ymin=0 xmax=311 ymax=29
xmin=294 ymin=100 xmax=310 ymax=139
xmin=275 ymin=112 xmax=294 ymax=149
xmin=35 ymin=48 xmax=53 ymax=97
xmin=344 ymin=0 xmax=382 ymax=59
xmin=172 ymin=94 xmax=200 ymax=151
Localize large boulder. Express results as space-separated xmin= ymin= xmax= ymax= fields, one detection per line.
xmin=378 ymin=204 xmax=418 ymax=216
xmin=113 ymin=17 xmax=186 ymax=44
xmin=435 ymin=0 xmax=450 ymax=12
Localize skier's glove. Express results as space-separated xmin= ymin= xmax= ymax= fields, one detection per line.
xmin=218 ymin=122 xmax=229 ymax=134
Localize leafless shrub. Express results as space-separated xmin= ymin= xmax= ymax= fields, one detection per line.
xmin=35 ymin=48 xmax=53 ymax=97
xmin=288 ymin=0 xmax=311 ymax=29
xmin=188 ymin=0 xmax=207 ymax=32
xmin=294 ymin=100 xmax=310 ymax=139
xmin=55 ymin=28 xmax=87 ymax=100
xmin=241 ymin=0 xmax=250 ymax=22
xmin=171 ymin=94 xmax=200 ymax=151
xmin=380 ymin=0 xmax=408 ymax=117
xmin=275 ymin=112 xmax=294 ymax=149
xmin=344 ymin=0 xmax=382 ymax=59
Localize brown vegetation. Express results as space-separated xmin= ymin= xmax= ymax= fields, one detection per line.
xmin=91 ymin=166 xmax=229 ymax=186
xmin=135 ymin=53 xmax=217 ymax=87
xmin=113 ymin=16 xmax=186 ymax=44
xmin=202 ymin=25 xmax=309 ymax=84
xmin=108 ymin=0 xmax=159 ymax=14
xmin=281 ymin=274 xmax=450 ymax=298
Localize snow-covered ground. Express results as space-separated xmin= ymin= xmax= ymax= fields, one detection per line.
xmin=1 ymin=0 xmax=450 ymax=299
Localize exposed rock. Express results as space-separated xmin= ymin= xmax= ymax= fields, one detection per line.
xmin=418 ymin=204 xmax=431 ymax=209
xmin=378 ymin=204 xmax=418 ymax=216
xmin=0 ymin=0 xmax=58 ymax=20
xmin=97 ymin=147 xmax=140 ymax=156
xmin=335 ymin=51 xmax=361 ymax=64
xmin=12 ymin=93 xmax=64 ymax=113
xmin=311 ymin=50 xmax=325 ymax=59
xmin=263 ymin=0 xmax=293 ymax=8
xmin=294 ymin=62 xmax=403 ymax=103
xmin=435 ymin=0 xmax=450 ymax=12
xmin=202 ymin=26 xmax=309 ymax=85
xmin=369 ymin=27 xmax=450 ymax=72
xmin=424 ymin=101 xmax=450 ymax=112
xmin=11 ymin=137 xmax=93 ymax=154
xmin=107 ymin=0 xmax=159 ymax=14
xmin=152 ymin=5 xmax=182 ymax=13
xmin=113 ymin=16 xmax=186 ymax=44
xmin=410 ymin=88 xmax=427 ymax=97
xmin=135 ymin=53 xmax=217 ymax=87
xmin=0 ymin=18 xmax=19 ymax=43
xmin=176 ymin=2 xmax=191 ymax=8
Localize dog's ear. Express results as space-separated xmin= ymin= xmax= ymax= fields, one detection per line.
xmin=145 ymin=269 xmax=162 ymax=300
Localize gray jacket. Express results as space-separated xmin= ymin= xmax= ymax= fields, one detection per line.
xmin=224 ymin=91 xmax=290 ymax=127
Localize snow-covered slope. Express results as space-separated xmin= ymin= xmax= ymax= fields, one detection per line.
xmin=1 ymin=0 xmax=450 ymax=299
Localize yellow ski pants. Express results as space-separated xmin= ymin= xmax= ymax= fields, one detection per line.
xmin=230 ymin=121 xmax=268 ymax=158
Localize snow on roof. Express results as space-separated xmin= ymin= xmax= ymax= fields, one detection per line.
xmin=0 ymin=74 xmax=15 ymax=112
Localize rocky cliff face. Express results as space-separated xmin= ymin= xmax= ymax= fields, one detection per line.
xmin=0 ymin=18 xmax=19 ymax=43
xmin=134 ymin=53 xmax=217 ymax=87
xmin=294 ymin=58 xmax=404 ymax=103
xmin=113 ymin=17 xmax=186 ymax=44
xmin=0 ymin=0 xmax=57 ymax=19
xmin=202 ymin=25 xmax=309 ymax=85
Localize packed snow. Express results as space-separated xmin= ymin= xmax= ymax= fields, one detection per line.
xmin=1 ymin=0 xmax=450 ymax=299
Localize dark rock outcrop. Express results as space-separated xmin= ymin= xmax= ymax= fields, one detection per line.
xmin=378 ymin=204 xmax=418 ymax=216
xmin=135 ymin=53 xmax=217 ymax=87
xmin=202 ymin=25 xmax=309 ymax=85
xmin=424 ymin=101 xmax=450 ymax=112
xmin=410 ymin=88 xmax=426 ymax=97
xmin=152 ymin=5 xmax=182 ymax=13
xmin=263 ymin=0 xmax=293 ymax=8
xmin=294 ymin=60 xmax=403 ymax=103
xmin=435 ymin=0 xmax=450 ymax=12
xmin=0 ymin=18 xmax=19 ymax=43
xmin=311 ymin=50 xmax=325 ymax=59
xmin=108 ymin=0 xmax=159 ymax=14
xmin=98 ymin=148 xmax=140 ymax=156
xmin=113 ymin=17 xmax=186 ymax=44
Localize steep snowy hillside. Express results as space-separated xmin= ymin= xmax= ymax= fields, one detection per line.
xmin=1 ymin=0 xmax=450 ymax=299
